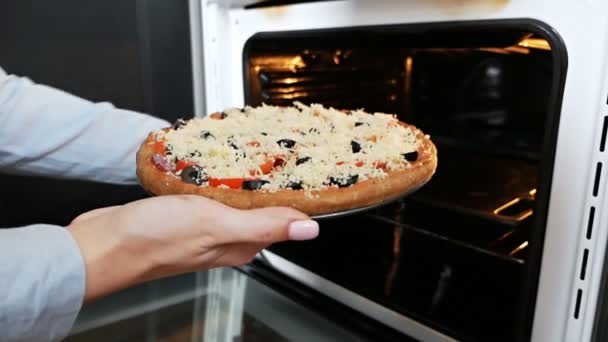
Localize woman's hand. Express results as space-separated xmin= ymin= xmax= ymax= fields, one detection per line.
xmin=67 ymin=195 xmax=319 ymax=303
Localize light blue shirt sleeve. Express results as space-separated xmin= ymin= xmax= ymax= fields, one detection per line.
xmin=0 ymin=66 xmax=172 ymax=341
xmin=0 ymin=66 xmax=170 ymax=184
xmin=0 ymin=225 xmax=85 ymax=342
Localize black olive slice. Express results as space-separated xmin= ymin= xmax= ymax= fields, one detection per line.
xmin=285 ymin=181 xmax=303 ymax=190
xmin=309 ymin=128 xmax=319 ymax=134
xmin=165 ymin=144 xmax=174 ymax=155
xmin=180 ymin=165 xmax=207 ymax=185
xmin=172 ymin=118 xmax=187 ymax=130
xmin=402 ymin=151 xmax=418 ymax=162
xmin=351 ymin=141 xmax=361 ymax=153
xmin=277 ymin=139 xmax=296 ymax=148
xmin=200 ymin=130 xmax=214 ymax=139
xmin=329 ymin=175 xmax=359 ymax=188
xmin=242 ymin=179 xmax=269 ymax=190
xmin=261 ymin=132 xmax=268 ymax=136
xmin=296 ymin=156 xmax=311 ymax=166
xmin=188 ymin=150 xmax=202 ymax=158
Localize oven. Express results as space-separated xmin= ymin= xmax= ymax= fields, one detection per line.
xmin=187 ymin=1 xmax=608 ymax=341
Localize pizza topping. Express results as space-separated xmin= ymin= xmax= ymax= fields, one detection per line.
xmin=328 ymin=175 xmax=359 ymax=188
xmin=258 ymin=159 xmax=275 ymax=174
xmin=175 ymin=160 xmax=195 ymax=172
xmin=277 ymin=139 xmax=296 ymax=148
xmin=151 ymin=154 xmax=171 ymax=172
xmin=200 ymin=131 xmax=215 ymax=139
xmin=296 ymin=156 xmax=311 ymax=166
xmin=374 ymin=161 xmax=389 ymax=172
xmin=165 ymin=144 xmax=173 ymax=156
xmin=189 ymin=150 xmax=202 ymax=158
xmin=273 ymin=157 xmax=286 ymax=168
xmin=154 ymin=141 xmax=166 ymax=155
xmin=402 ymin=151 xmax=418 ymax=162
xmin=208 ymin=178 xmax=244 ymax=189
xmin=172 ymin=118 xmax=187 ymax=130
xmin=152 ymin=102 xmax=421 ymax=191
xmin=210 ymin=112 xmax=227 ymax=120
xmin=180 ymin=165 xmax=207 ymax=185
xmin=286 ymin=180 xmax=303 ymax=190
xmin=243 ymin=179 xmax=269 ymax=191
xmin=351 ymin=141 xmax=361 ymax=153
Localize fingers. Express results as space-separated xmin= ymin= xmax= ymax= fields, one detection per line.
xmin=225 ymin=207 xmax=319 ymax=244
xmin=70 ymin=205 xmax=123 ymax=225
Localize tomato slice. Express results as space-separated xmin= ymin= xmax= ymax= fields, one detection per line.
xmin=374 ymin=161 xmax=389 ymax=172
xmin=210 ymin=112 xmax=227 ymax=120
xmin=175 ymin=160 xmax=195 ymax=172
xmin=336 ymin=161 xmax=345 ymax=166
xmin=355 ymin=160 xmax=364 ymax=167
xmin=260 ymin=159 xmax=274 ymax=174
xmin=250 ymin=158 xmax=275 ymax=176
xmin=208 ymin=178 xmax=245 ymax=189
xmin=247 ymin=141 xmax=261 ymax=147
xmin=154 ymin=141 xmax=166 ymax=154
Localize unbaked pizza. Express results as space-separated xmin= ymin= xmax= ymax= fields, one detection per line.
xmin=136 ymin=102 xmax=437 ymax=216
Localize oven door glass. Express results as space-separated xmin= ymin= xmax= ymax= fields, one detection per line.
xmin=243 ymin=22 xmax=565 ymax=342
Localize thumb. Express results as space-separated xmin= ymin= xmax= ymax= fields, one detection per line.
xmin=229 ymin=207 xmax=319 ymax=244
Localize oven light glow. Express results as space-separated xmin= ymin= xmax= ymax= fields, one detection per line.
xmin=509 ymin=241 xmax=529 ymax=257
xmin=517 ymin=38 xmax=551 ymax=51
xmin=289 ymin=56 xmax=306 ymax=71
xmin=281 ymin=77 xmax=299 ymax=85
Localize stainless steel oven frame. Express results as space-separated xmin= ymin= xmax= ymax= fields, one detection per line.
xmin=186 ymin=1 xmax=608 ymax=341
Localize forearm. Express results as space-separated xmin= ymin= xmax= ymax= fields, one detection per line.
xmin=0 ymin=68 xmax=170 ymax=185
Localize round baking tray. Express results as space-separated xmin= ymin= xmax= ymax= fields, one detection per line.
xmin=309 ymin=185 xmax=422 ymax=220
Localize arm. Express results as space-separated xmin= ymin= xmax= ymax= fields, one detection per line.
xmin=0 ymin=199 xmax=319 ymax=342
xmin=0 ymin=225 xmax=85 ymax=341
xmin=0 ymin=67 xmax=169 ymax=185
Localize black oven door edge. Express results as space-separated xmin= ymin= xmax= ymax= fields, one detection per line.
xmin=241 ymin=18 xmax=569 ymax=342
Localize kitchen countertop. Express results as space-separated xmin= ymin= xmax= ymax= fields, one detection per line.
xmin=65 ymin=264 xmax=403 ymax=342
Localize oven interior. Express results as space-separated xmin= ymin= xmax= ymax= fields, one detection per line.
xmin=243 ymin=23 xmax=561 ymax=342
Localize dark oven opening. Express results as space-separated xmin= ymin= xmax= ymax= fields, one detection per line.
xmin=243 ymin=20 xmax=566 ymax=342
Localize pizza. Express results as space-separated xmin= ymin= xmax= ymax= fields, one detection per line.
xmin=136 ymin=102 xmax=437 ymax=216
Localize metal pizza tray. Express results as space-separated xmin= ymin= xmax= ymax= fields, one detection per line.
xmin=310 ymin=185 xmax=423 ymax=220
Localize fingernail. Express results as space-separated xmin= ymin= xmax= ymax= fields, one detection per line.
xmin=288 ymin=220 xmax=319 ymax=240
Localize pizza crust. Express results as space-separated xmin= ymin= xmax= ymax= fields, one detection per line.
xmin=136 ymin=123 xmax=437 ymax=216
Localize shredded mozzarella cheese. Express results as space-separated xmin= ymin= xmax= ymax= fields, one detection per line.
xmin=153 ymin=102 xmax=420 ymax=191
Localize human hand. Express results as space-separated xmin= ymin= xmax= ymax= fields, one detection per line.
xmin=67 ymin=195 xmax=318 ymax=302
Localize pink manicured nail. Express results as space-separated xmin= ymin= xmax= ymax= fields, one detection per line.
xmin=288 ymin=220 xmax=319 ymax=240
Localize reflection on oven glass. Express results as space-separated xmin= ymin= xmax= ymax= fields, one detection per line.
xmin=66 ymin=269 xmax=372 ymax=342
